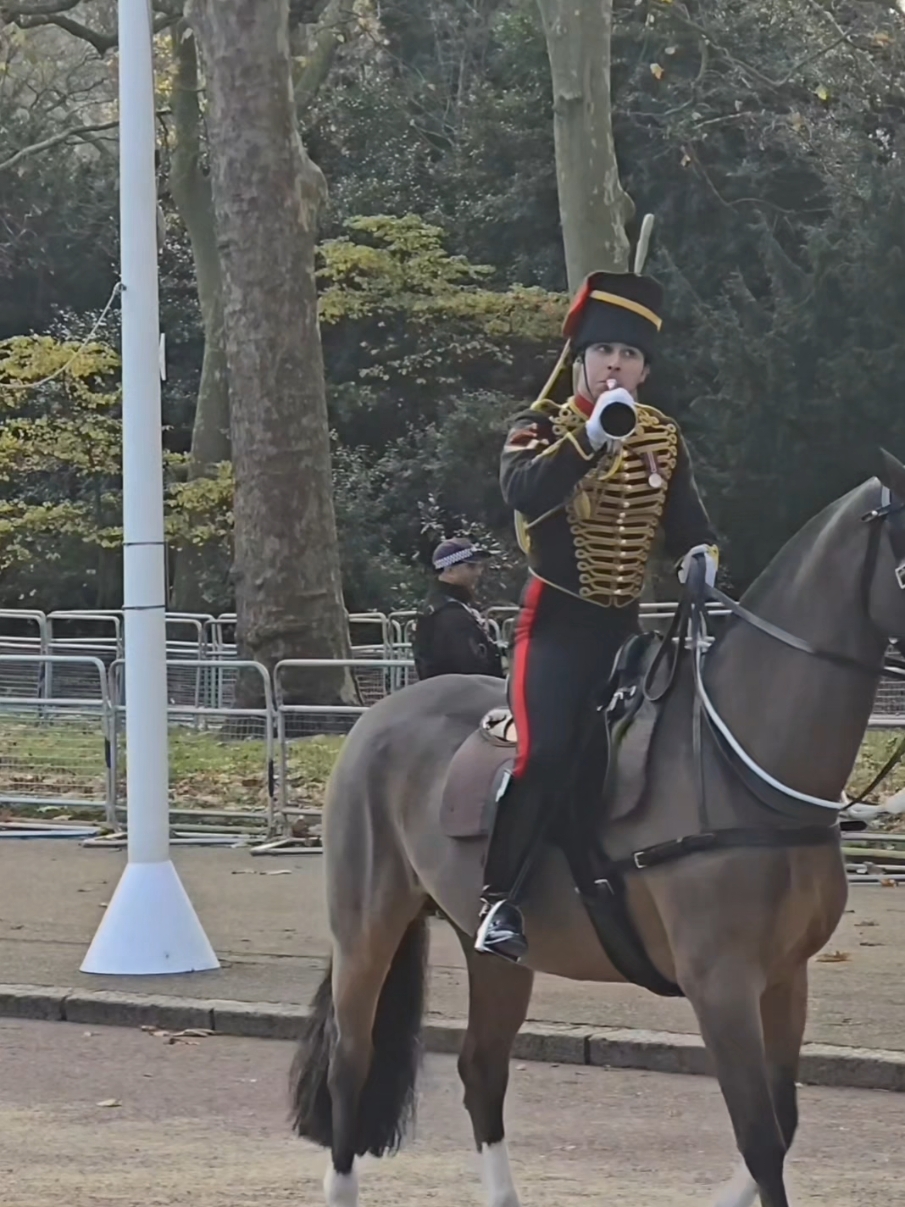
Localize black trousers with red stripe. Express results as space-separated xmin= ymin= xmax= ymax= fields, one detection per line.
xmin=483 ymin=577 xmax=640 ymax=898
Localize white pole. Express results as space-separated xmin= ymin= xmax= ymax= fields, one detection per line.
xmin=82 ymin=0 xmax=218 ymax=974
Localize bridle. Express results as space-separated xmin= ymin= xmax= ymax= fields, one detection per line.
xmin=645 ymin=484 xmax=905 ymax=815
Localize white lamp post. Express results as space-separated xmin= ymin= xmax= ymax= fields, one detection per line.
xmin=81 ymin=0 xmax=218 ymax=975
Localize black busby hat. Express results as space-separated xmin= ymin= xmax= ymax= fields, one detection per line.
xmin=563 ymin=271 xmax=663 ymax=361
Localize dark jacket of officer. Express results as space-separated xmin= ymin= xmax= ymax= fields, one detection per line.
xmin=413 ymin=583 xmax=504 ymax=680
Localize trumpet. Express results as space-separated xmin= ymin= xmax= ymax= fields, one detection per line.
xmin=595 ymin=378 xmax=638 ymax=441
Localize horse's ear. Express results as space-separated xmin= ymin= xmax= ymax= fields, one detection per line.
xmin=878 ymin=448 xmax=905 ymax=500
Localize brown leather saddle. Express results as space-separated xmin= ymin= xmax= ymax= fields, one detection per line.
xmin=440 ymin=633 xmax=662 ymax=840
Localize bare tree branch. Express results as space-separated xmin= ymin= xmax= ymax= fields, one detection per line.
xmin=0 ymin=117 xmax=118 ymax=172
xmin=1 ymin=107 xmax=170 ymax=172
xmin=0 ymin=0 xmax=82 ymax=16
xmin=2 ymin=1 xmax=179 ymax=56
xmin=12 ymin=12 xmax=116 ymax=53
xmin=292 ymin=0 xmax=356 ymax=114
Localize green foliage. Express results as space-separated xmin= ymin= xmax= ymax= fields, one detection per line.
xmin=0 ymin=336 xmax=232 ymax=608
xmin=319 ymin=214 xmax=562 ymax=437
xmin=0 ymin=220 xmax=564 ymax=610
xmin=7 ymin=0 xmax=905 ymax=613
xmin=318 ymin=214 xmax=564 ymax=606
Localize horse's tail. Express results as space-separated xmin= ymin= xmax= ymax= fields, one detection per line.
xmin=289 ymin=912 xmax=429 ymax=1155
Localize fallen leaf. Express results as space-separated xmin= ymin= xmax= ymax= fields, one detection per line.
xmin=144 ymin=1026 xmax=215 ymax=1044
xmin=96 ymin=1098 xmax=121 ymax=1108
xmin=665 ymin=45 xmax=677 ymax=55
xmin=650 ymin=62 xmax=665 ymax=80
xmin=817 ymin=950 xmax=851 ymax=963
xmin=815 ymin=84 xmax=830 ymax=102
xmin=880 ymin=877 xmax=898 ymax=887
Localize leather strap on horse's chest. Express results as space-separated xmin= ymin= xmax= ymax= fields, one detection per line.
xmin=610 ymin=822 xmax=841 ymax=875
xmin=573 ymin=823 xmax=839 ymax=1000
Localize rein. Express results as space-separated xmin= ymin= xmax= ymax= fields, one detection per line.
xmin=661 ymin=486 xmax=905 ymax=814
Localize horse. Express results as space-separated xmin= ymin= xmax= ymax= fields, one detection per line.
xmin=289 ymin=451 xmax=905 ymax=1207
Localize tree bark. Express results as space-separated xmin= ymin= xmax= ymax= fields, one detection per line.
xmin=168 ymin=18 xmax=231 ymax=612
xmin=536 ymin=0 xmax=634 ymax=290
xmin=191 ymin=0 xmax=355 ymax=707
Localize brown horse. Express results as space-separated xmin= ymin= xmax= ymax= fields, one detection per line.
xmin=290 ymin=453 xmax=905 ymax=1207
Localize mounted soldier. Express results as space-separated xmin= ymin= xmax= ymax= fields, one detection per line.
xmin=475 ymin=269 xmax=720 ymax=961
xmin=412 ymin=537 xmax=505 ymax=681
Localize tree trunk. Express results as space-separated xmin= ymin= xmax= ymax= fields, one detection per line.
xmin=168 ymin=19 xmax=231 ymax=613
xmin=536 ymin=0 xmax=634 ymax=290
xmin=191 ymin=0 xmax=356 ymax=707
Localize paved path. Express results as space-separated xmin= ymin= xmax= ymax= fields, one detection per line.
xmin=1 ymin=844 xmax=904 ymax=1049
xmin=1 ymin=1018 xmax=903 ymax=1206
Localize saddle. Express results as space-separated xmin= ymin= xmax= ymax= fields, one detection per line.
xmin=440 ymin=631 xmax=661 ymax=840
xmin=439 ymin=629 xmax=683 ymax=998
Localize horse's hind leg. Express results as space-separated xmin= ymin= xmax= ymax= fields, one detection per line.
xmin=686 ymin=968 xmax=789 ymax=1207
xmin=324 ymin=903 xmax=427 ymax=1205
xmin=292 ymin=883 xmax=428 ymax=1207
xmin=455 ymin=931 xmax=534 ymax=1207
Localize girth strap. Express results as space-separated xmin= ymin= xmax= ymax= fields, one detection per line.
xmin=610 ymin=823 xmax=841 ymax=875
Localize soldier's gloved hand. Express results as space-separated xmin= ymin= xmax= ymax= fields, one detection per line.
xmin=585 ymin=386 xmax=636 ymax=452
xmin=678 ymin=543 xmax=719 ymax=588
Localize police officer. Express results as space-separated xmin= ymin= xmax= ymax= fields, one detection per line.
xmin=413 ymin=538 xmax=505 ymax=680
xmin=475 ymin=270 xmax=719 ymax=961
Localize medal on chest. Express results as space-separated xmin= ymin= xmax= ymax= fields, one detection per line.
xmin=642 ymin=450 xmax=663 ymax=489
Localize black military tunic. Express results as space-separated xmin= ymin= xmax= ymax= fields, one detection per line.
xmin=498 ymin=393 xmax=716 ymax=790
xmin=501 ymin=395 xmax=715 ymax=609
xmin=412 ymin=583 xmax=505 ymax=681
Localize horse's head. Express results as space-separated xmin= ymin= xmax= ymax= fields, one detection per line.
xmin=864 ymin=449 xmax=905 ymax=643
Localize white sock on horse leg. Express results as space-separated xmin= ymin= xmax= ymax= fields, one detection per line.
xmin=711 ymin=1160 xmax=758 ymax=1207
xmin=480 ymin=1141 xmax=521 ymax=1207
xmin=323 ymin=1161 xmax=358 ymax=1207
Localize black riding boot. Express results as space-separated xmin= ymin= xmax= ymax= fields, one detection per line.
xmin=474 ymin=772 xmax=549 ymax=962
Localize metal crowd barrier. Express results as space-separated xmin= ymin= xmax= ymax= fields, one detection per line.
xmin=273 ymin=657 xmax=415 ymax=823
xmin=0 ymin=654 xmax=115 ymax=826
xmin=3 ymin=607 xmax=905 ymax=844
xmin=109 ymin=657 xmax=277 ymax=835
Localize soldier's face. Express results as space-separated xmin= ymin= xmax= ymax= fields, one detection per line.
xmin=580 ymin=342 xmax=649 ymax=400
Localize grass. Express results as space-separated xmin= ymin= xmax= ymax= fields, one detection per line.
xmin=1 ymin=715 xmax=904 ymax=827
xmin=849 ymin=730 xmax=905 ymax=811
xmin=0 ymin=716 xmax=343 ymax=818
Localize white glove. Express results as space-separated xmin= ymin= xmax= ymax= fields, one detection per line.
xmin=678 ymin=543 xmax=719 ymax=588
xmin=585 ymin=386 xmax=636 ymax=452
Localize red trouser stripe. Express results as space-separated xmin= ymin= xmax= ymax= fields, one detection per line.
xmin=511 ymin=576 xmax=545 ymax=778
